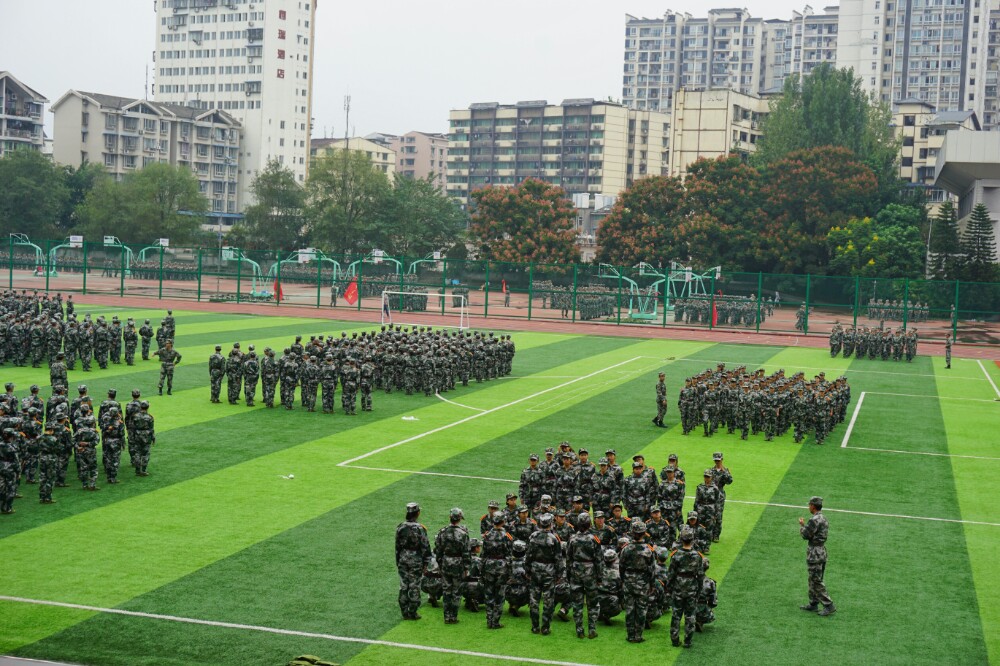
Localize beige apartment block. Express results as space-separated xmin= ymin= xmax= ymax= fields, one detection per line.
xmin=51 ymin=90 xmax=242 ymax=216
xmin=667 ymin=88 xmax=768 ymax=178
xmin=894 ymin=98 xmax=980 ymax=213
xmin=389 ymin=131 xmax=448 ymax=184
xmin=446 ymin=99 xmax=668 ymax=207
xmin=310 ymin=137 xmax=396 ymax=176
xmin=0 ymin=71 xmax=47 ymax=158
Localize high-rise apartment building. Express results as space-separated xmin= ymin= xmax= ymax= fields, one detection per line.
xmin=447 ymin=99 xmax=669 ymax=207
xmin=668 ymin=88 xmax=770 ymax=178
xmin=389 ymin=131 xmax=449 ymax=183
xmin=623 ymin=8 xmax=839 ymax=111
xmin=0 ymin=72 xmax=47 ymax=158
xmin=153 ymin=0 xmax=317 ymax=211
xmin=50 ymin=90 xmax=242 ymax=216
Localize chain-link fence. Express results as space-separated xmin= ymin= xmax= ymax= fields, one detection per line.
xmin=7 ymin=239 xmax=1000 ymax=344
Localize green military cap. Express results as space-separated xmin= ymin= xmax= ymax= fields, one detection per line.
xmin=664 ymin=466 xmax=676 ymax=474
xmin=712 ymin=452 xmax=723 ymax=461
xmin=487 ymin=500 xmax=500 ymax=509
xmin=537 ymin=514 xmax=553 ymax=528
xmin=650 ymin=505 xmax=661 ymax=513
xmin=605 ymin=448 xmax=616 ymax=455
xmin=449 ymin=507 xmax=464 ymax=520
xmin=544 ymin=447 xmax=555 ymax=454
xmin=505 ymin=492 xmax=517 ymax=501
xmin=593 ymin=511 xmax=605 ymax=519
xmin=680 ymin=527 xmax=695 ymax=543
xmin=687 ymin=511 xmax=698 ymax=520
xmin=529 ymin=453 xmax=539 ymax=461
xmin=598 ymin=457 xmax=609 ymax=465
xmin=492 ymin=514 xmax=505 ymax=525
xmin=631 ymin=461 xmax=642 ymax=469
xmin=578 ymin=448 xmax=589 ymax=455
xmin=406 ymin=502 xmax=420 ymax=512
xmin=517 ymin=505 xmax=529 ymax=513
xmin=809 ymin=496 xmax=824 ymax=509
xmin=630 ymin=520 xmax=647 ymax=534
xmin=572 ymin=495 xmax=583 ymax=503
xmin=703 ymin=469 xmax=714 ymax=477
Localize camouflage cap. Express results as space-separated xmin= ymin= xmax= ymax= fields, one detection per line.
xmin=664 ymin=466 xmax=676 ymax=475
xmin=598 ymin=457 xmax=609 ymax=465
xmin=3 ymin=382 xmax=12 ymax=390
xmin=593 ymin=511 xmax=605 ymax=519
xmin=668 ymin=453 xmax=678 ymax=461
xmin=655 ymin=547 xmax=669 ymax=561
xmin=572 ymin=495 xmax=583 ymax=503
xmin=492 ymin=514 xmax=506 ymax=525
xmin=487 ymin=500 xmax=500 ymax=509
xmin=513 ymin=540 xmax=528 ymax=554
xmin=529 ymin=453 xmax=539 ymax=461
xmin=537 ymin=513 xmax=553 ymax=528
xmin=679 ymin=527 xmax=695 ymax=543
xmin=406 ymin=502 xmax=420 ymax=513
xmin=505 ymin=492 xmax=517 ymax=500
xmin=630 ymin=519 xmax=647 ymax=534
xmin=687 ymin=511 xmax=699 ymax=520
xmin=712 ymin=452 xmax=723 ymax=461
xmin=603 ymin=548 xmax=618 ymax=562
xmin=578 ymin=448 xmax=589 ymax=455
xmin=809 ymin=496 xmax=824 ymax=508
xmin=703 ymin=468 xmax=714 ymax=477
xmin=468 ymin=538 xmax=481 ymax=550
xmin=544 ymin=447 xmax=555 ymax=455
xmin=650 ymin=505 xmax=661 ymax=513
xmin=517 ymin=505 xmax=529 ymax=513
xmin=540 ymin=494 xmax=552 ymax=502
xmin=576 ymin=512 xmax=591 ymax=528
xmin=632 ymin=454 xmax=644 ymax=461
xmin=605 ymin=448 xmax=616 ymax=455
xmin=449 ymin=507 xmax=464 ymax=520
xmin=631 ymin=461 xmax=643 ymax=469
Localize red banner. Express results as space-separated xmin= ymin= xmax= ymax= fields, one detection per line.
xmin=273 ymin=278 xmax=283 ymax=303
xmin=344 ymin=278 xmax=359 ymax=305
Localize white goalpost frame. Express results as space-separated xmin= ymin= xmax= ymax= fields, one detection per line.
xmin=381 ymin=290 xmax=470 ymax=330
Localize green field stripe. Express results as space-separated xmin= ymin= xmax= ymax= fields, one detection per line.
xmin=935 ymin=359 xmax=1000 ymax=664
xmin=0 ymin=338 xmax=657 ymax=653
xmin=0 ymin=332 xmax=613 ymax=541
xmin=681 ymin=351 xmax=988 ymax=664
xmin=13 ymin=339 xmax=716 ymax=666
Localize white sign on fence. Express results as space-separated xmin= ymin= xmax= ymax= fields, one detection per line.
xmin=372 ymin=249 xmax=384 ymax=264
xmin=69 ymin=235 xmax=83 ymax=249
xmin=158 ymin=238 xmax=170 ymax=247
xmin=221 ymin=246 xmax=237 ymax=261
xmin=298 ymin=248 xmax=316 ymax=263
xmin=103 ymin=236 xmax=117 ymax=246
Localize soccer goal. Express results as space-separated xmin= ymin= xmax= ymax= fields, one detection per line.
xmin=381 ymin=290 xmax=470 ymax=330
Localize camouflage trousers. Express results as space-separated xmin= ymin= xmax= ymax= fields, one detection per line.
xmin=110 ymin=343 xmax=122 ymax=364
xmin=397 ymin=559 xmax=423 ymax=618
xmin=227 ymin=376 xmax=242 ymax=403
xmin=132 ymin=438 xmax=152 ymax=473
xmin=31 ymin=343 xmax=45 ymax=367
xmin=56 ymin=452 xmax=71 ymax=485
xmin=714 ymin=498 xmax=725 ymax=540
xmin=141 ymin=339 xmax=151 ymax=360
xmin=360 ymin=385 xmax=372 ymax=411
xmin=301 ymin=383 xmax=318 ymax=411
xmin=280 ymin=381 xmax=296 ymax=408
xmin=79 ymin=348 xmax=92 ymax=371
xmin=342 ymin=386 xmax=357 ymax=415
xmin=102 ymin=438 xmax=123 ymax=482
xmin=159 ymin=366 xmax=175 ymax=392
xmin=76 ymin=447 xmax=98 ymax=488
xmin=671 ymin=590 xmax=698 ymax=644
xmin=64 ymin=348 xmax=77 ymax=370
xmin=262 ymin=378 xmax=278 ymax=407
xmin=696 ymin=509 xmax=716 ymax=537
xmin=38 ymin=455 xmax=57 ymax=501
xmin=623 ymin=584 xmax=649 ymax=641
xmin=321 ymin=383 xmax=336 ymax=413
xmin=528 ymin=570 xmax=556 ymax=630
xmin=210 ymin=375 xmax=223 ymax=402
xmin=807 ymin=562 xmax=833 ymax=606
xmin=482 ymin=563 xmax=508 ymax=628
xmin=656 ymin=401 xmax=667 ymax=423
xmin=95 ymin=346 xmax=109 ymax=369
xmin=20 ymin=450 xmax=37 ymax=483
xmin=0 ymin=464 xmax=16 ymax=512
xmin=441 ymin=571 xmax=464 ymax=622
xmin=569 ymin=568 xmax=600 ymax=634
xmin=244 ymin=378 xmax=258 ymax=406
xmin=597 ymin=593 xmax=621 ymax=620
xmin=125 ymin=343 xmax=137 ymax=366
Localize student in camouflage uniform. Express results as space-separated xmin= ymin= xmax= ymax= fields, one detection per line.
xmin=434 ymin=507 xmax=471 ymax=624
xmin=709 ymin=452 xmax=733 ymax=542
xmin=567 ymin=512 xmax=604 ymax=639
xmin=693 ymin=470 xmax=720 ymax=540
xmin=243 ymin=349 xmax=260 ymax=407
xmin=299 ymin=355 xmax=320 ymax=412
xmin=799 ymin=496 xmax=836 ymax=616
xmin=155 ymin=321 xmax=168 ymax=354
xmin=204 ymin=346 xmax=223 ymax=403
xmin=395 ymin=502 xmax=433 ymax=620
xmin=131 ymin=401 xmax=155 ymax=476
xmin=340 ymin=358 xmax=359 ymax=415
xmin=525 ymin=512 xmax=563 ymax=635
xmin=52 ymin=415 xmax=73 ymax=488
xmin=139 ymin=319 xmax=154 ymax=360
xmin=622 ymin=461 xmax=651 ymax=520
xmin=653 ymin=372 xmax=668 ymax=427
xmin=94 ymin=320 xmax=111 ymax=369
xmin=320 ymin=354 xmax=338 ymax=413
xmin=667 ymin=527 xmax=707 ymax=648
xmin=591 ymin=458 xmax=619 ymax=517
xmin=49 ymin=353 xmax=68 ymax=391
xmin=658 ymin=466 xmax=685 ymax=534
xmin=0 ymin=429 xmax=19 ymax=514
xmin=74 ymin=418 xmax=100 ymax=490
xmin=225 ymin=344 xmax=244 ymax=404
xmin=519 ymin=454 xmax=544 ymax=513
xmin=696 ymin=558 xmax=718 ymax=631
xmin=279 ymin=350 xmax=299 ymax=410
xmin=123 ymin=319 xmax=139 ymax=366
xmin=360 ymin=355 xmax=375 ymax=412
xmin=505 ymin=539 xmax=530 ymax=616
xmin=620 ymin=520 xmax=656 ymax=643
xmin=261 ymin=348 xmax=279 ymax=408
xmin=153 ymin=341 xmax=182 ymax=396
xmin=78 ymin=322 xmax=93 ymax=372
xmin=100 ymin=406 xmax=125 ymax=484
xmin=945 ymin=334 xmax=952 ymax=369
xmin=481 ymin=513 xmax=513 ymax=629
xmin=36 ymin=424 xmax=60 ymax=503
xmin=109 ymin=316 xmax=123 ymax=364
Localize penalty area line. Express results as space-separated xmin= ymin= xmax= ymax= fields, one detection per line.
xmin=337 ymin=356 xmax=646 ymax=467
xmin=0 ymin=596 xmax=599 ymax=666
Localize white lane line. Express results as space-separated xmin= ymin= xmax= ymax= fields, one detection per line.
xmin=840 ymin=391 xmax=866 ymax=448
xmin=525 ymin=363 xmax=662 ymax=413
xmin=669 ymin=357 xmax=986 ymax=380
xmin=337 ymin=356 xmax=646 ymax=467
xmin=0 ymin=596 xmax=598 ymax=666
xmin=844 ymin=446 xmax=1000 ymax=461
xmin=434 ymin=393 xmax=487 ymax=413
xmin=866 ymin=391 xmax=997 ymax=403
xmin=339 ymin=465 xmax=1000 ymax=527
xmin=727 ymin=499 xmax=1000 ymax=528
xmin=978 ymin=360 xmax=1000 ymax=398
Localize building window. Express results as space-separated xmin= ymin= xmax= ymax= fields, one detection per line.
xmin=903 ymin=115 xmax=915 ymax=126
xmin=278 ymin=29 xmax=286 ymax=39
xmin=901 ymin=156 xmax=913 ymax=167
xmin=902 ymin=136 xmax=914 ymax=146
xmin=277 ymin=69 xmax=285 ymax=78
xmin=278 ymin=49 xmax=285 ymax=59
xmin=279 ymin=9 xmax=286 ymax=19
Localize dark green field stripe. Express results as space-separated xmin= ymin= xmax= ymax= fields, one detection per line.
xmin=15 ymin=341 xmax=711 ymax=666
xmin=1 ymin=334 xmax=629 ymax=541
xmin=676 ymin=354 xmax=988 ymax=664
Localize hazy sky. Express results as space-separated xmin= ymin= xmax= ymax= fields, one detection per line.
xmin=2 ymin=0 xmax=807 ymax=137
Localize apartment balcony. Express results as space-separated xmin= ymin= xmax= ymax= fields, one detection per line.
xmin=565 ymin=124 xmax=587 ymax=132
xmin=2 ymin=128 xmax=42 ymax=142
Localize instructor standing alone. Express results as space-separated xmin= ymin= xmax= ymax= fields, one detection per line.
xmin=799 ymin=496 xmax=836 ymax=616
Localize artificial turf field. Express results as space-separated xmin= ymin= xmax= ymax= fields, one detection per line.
xmin=1 ymin=306 xmax=999 ymax=666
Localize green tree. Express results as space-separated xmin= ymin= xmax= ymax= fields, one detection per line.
xmin=374 ymin=174 xmax=467 ymax=257
xmin=961 ymin=203 xmax=999 ymax=283
xmin=0 ymin=149 xmax=69 ymax=239
xmin=755 ymin=63 xmax=900 ymax=205
xmin=57 ymin=161 xmax=106 ymax=234
xmin=76 ymin=163 xmax=207 ymax=245
xmin=929 ymin=200 xmax=962 ymax=280
xmin=595 ymin=175 xmax=686 ymax=266
xmin=306 ymin=150 xmax=391 ymax=254
xmin=469 ymin=179 xmax=579 ymax=264
xmin=229 ymin=160 xmax=306 ymax=251
xmin=827 ymin=204 xmax=925 ymax=278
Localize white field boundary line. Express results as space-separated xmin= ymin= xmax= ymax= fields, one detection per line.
xmin=668 ymin=357 xmax=987 ymax=381
xmin=978 ymin=360 xmax=1000 ymax=398
xmin=338 ymin=356 xmax=656 ymax=467
xmin=0 ymin=596 xmax=599 ymax=666
xmin=840 ymin=392 xmax=867 ymax=448
xmin=338 ymin=466 xmax=1000 ymax=528
xmin=434 ymin=393 xmax=487 ymax=413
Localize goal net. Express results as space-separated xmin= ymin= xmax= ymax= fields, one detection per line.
xmin=381 ymin=290 xmax=470 ymax=330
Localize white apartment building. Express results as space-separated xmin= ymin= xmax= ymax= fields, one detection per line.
xmin=0 ymin=71 xmax=47 ymax=158
xmin=152 ymin=0 xmax=317 ymax=209
xmin=310 ymin=137 xmax=396 ymax=176
xmin=389 ymin=131 xmax=449 ymax=183
xmin=50 ymin=91 xmax=242 ymax=218
xmin=447 ymin=99 xmax=669 ymax=207
xmin=668 ymin=88 xmax=770 ymax=178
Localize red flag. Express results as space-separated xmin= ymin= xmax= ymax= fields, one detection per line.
xmin=712 ymin=302 xmax=718 ymax=327
xmin=273 ymin=278 xmax=283 ymax=303
xmin=344 ymin=278 xmax=359 ymax=305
